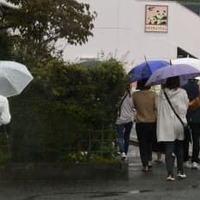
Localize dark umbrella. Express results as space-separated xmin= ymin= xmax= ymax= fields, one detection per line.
xmin=128 ymin=60 xmax=169 ymax=83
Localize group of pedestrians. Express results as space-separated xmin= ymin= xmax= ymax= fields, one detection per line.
xmin=115 ymin=76 xmax=200 ymax=181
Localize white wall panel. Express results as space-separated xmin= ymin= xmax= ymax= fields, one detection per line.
xmin=60 ymin=0 xmax=200 ymax=71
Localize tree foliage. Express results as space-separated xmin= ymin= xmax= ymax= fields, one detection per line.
xmin=0 ymin=30 xmax=13 ymax=60
xmin=3 ymin=0 xmax=96 ymax=64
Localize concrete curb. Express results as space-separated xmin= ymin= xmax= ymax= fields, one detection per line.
xmin=0 ymin=162 xmax=129 ymax=180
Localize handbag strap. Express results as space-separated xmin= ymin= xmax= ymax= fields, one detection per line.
xmin=117 ymin=90 xmax=129 ymax=117
xmin=163 ymin=90 xmax=185 ymax=127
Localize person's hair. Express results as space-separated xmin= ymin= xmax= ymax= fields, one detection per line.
xmin=136 ymin=78 xmax=151 ymax=90
xmin=188 ymin=78 xmax=198 ymax=83
xmin=165 ymin=76 xmax=180 ymax=90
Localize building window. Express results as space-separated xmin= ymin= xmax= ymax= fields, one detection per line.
xmin=177 ymin=47 xmax=196 ymax=58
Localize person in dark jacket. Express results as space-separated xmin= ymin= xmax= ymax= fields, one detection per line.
xmin=182 ymin=78 xmax=200 ymax=169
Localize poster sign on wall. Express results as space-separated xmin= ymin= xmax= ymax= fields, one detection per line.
xmin=145 ymin=5 xmax=168 ymax=32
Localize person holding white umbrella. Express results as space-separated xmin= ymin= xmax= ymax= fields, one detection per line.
xmin=0 ymin=60 xmax=33 ymax=126
xmin=0 ymin=60 xmax=33 ymax=132
xmin=0 ymin=93 xmax=11 ymax=151
xmin=0 ymin=94 xmax=11 ymax=126
xmin=0 ymin=60 xmax=34 ymax=154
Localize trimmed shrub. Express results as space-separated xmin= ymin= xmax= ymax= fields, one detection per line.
xmin=8 ymin=59 xmax=127 ymax=163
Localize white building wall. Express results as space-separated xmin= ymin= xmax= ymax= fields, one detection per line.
xmin=60 ymin=0 xmax=200 ymax=72
xmin=169 ymin=3 xmax=200 ymax=57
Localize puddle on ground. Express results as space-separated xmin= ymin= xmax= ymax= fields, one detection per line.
xmin=89 ymin=191 xmax=126 ymax=198
xmin=189 ymin=185 xmax=199 ymax=189
xmin=89 ymin=189 xmax=154 ymax=198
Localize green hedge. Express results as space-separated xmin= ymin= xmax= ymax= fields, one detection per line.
xmin=8 ymin=59 xmax=127 ymax=163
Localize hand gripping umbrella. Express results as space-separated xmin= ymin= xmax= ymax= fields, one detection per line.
xmin=0 ymin=61 xmax=33 ymax=97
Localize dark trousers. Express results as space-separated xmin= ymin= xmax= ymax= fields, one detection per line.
xmin=183 ymin=123 xmax=200 ymax=163
xmin=191 ymin=123 xmax=200 ymax=163
xmin=136 ymin=122 xmax=155 ymax=168
xmin=183 ymin=128 xmax=191 ymax=162
xmin=165 ymin=140 xmax=184 ymax=176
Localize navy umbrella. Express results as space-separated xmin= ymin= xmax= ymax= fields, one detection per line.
xmin=128 ymin=60 xmax=170 ymax=83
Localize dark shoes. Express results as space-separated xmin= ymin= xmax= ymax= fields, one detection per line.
xmin=142 ymin=166 xmax=152 ymax=172
xmin=154 ymin=159 xmax=163 ymax=164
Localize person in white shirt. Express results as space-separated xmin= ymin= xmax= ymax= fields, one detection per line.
xmin=116 ymin=86 xmax=134 ymax=160
xmin=0 ymin=95 xmax=11 ymax=126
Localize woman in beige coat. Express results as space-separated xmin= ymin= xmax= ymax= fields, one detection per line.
xmin=132 ymin=78 xmax=157 ymax=172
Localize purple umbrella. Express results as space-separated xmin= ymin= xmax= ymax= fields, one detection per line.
xmin=146 ymin=64 xmax=200 ymax=86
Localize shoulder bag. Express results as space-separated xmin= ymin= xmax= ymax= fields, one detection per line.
xmin=163 ymin=90 xmax=191 ymax=136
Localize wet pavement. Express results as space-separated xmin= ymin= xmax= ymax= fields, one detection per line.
xmin=0 ymin=145 xmax=200 ymax=200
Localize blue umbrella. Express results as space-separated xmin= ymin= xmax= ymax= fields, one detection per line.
xmin=146 ymin=64 xmax=200 ymax=86
xmin=128 ymin=60 xmax=170 ymax=82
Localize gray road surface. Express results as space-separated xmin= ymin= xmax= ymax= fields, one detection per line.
xmin=0 ymin=145 xmax=200 ymax=200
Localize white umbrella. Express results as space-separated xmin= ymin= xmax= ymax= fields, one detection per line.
xmin=171 ymin=58 xmax=200 ymax=80
xmin=0 ymin=61 xmax=33 ymax=97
